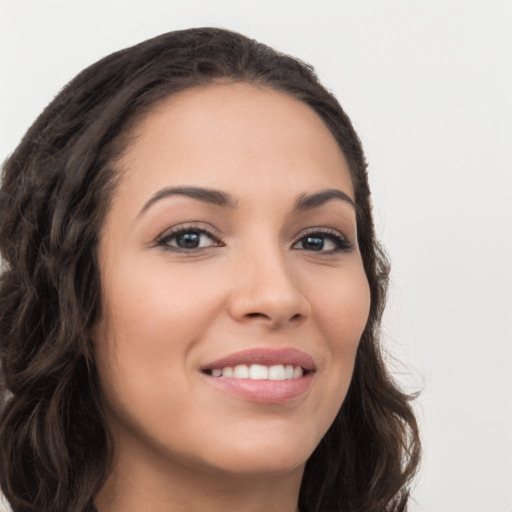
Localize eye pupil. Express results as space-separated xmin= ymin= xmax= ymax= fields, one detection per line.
xmin=176 ymin=232 xmax=201 ymax=248
xmin=302 ymin=236 xmax=324 ymax=251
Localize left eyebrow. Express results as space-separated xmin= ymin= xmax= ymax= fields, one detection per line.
xmin=292 ymin=189 xmax=355 ymax=212
xmin=137 ymin=186 xmax=238 ymax=217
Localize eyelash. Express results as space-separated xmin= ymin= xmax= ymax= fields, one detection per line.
xmin=155 ymin=224 xmax=352 ymax=254
xmin=156 ymin=224 xmax=225 ymax=253
xmin=292 ymin=228 xmax=353 ymax=253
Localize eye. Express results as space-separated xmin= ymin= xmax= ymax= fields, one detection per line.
xmin=156 ymin=225 xmax=224 ymax=252
xmin=292 ymin=229 xmax=352 ymax=253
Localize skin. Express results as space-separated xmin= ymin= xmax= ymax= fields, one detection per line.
xmin=92 ymin=83 xmax=371 ymax=512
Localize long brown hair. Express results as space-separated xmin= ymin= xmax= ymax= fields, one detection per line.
xmin=0 ymin=27 xmax=420 ymax=512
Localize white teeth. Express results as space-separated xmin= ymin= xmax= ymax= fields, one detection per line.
xmin=233 ymin=364 xmax=250 ymax=378
xmin=268 ymin=364 xmax=286 ymax=380
xmin=209 ymin=364 xmax=305 ymax=380
xmin=249 ymin=364 xmax=268 ymax=380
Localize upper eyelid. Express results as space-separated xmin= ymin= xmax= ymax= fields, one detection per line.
xmin=157 ymin=223 xmax=222 ymax=241
xmin=293 ymin=226 xmax=350 ymax=241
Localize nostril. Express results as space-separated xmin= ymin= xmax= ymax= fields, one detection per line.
xmin=244 ymin=312 xmax=304 ymax=324
xmin=246 ymin=312 xmax=269 ymax=319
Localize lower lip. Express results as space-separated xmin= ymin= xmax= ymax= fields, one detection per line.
xmin=203 ymin=373 xmax=314 ymax=404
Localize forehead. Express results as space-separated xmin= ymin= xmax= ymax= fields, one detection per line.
xmin=114 ymin=82 xmax=354 ymax=209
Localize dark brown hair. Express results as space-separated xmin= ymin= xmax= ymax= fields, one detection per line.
xmin=0 ymin=27 xmax=420 ymax=512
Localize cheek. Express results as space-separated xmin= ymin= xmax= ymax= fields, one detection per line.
xmin=93 ymin=259 xmax=226 ymax=403
xmin=315 ymin=265 xmax=371 ymax=350
xmin=310 ymin=264 xmax=370 ymax=401
xmin=92 ymin=271 xmax=229 ymax=458
xmin=99 ymin=255 xmax=225 ymax=348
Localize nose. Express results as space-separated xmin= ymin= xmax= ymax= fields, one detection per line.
xmin=227 ymin=247 xmax=311 ymax=330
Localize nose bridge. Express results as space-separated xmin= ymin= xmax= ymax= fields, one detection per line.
xmin=228 ymin=233 xmax=310 ymax=327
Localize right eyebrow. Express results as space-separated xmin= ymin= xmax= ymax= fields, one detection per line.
xmin=292 ymin=188 xmax=356 ymax=212
xmin=137 ymin=186 xmax=238 ymax=217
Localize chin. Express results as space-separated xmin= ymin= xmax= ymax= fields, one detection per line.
xmin=202 ymin=447 xmax=310 ymax=478
xmin=190 ymin=425 xmax=320 ymax=477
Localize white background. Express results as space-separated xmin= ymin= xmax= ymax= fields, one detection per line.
xmin=1 ymin=1 xmax=511 ymax=511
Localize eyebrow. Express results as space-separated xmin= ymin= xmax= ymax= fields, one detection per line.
xmin=138 ymin=185 xmax=355 ymax=217
xmin=138 ymin=186 xmax=238 ymax=216
xmin=293 ymin=189 xmax=355 ymax=212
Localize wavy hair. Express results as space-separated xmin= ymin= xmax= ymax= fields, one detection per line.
xmin=0 ymin=27 xmax=420 ymax=512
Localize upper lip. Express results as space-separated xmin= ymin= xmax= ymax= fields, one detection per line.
xmin=201 ymin=348 xmax=316 ymax=372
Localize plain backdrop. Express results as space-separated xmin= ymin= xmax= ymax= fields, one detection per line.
xmin=1 ymin=1 xmax=511 ymax=511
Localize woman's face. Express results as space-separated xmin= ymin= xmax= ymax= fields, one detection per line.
xmin=93 ymin=83 xmax=370 ymax=479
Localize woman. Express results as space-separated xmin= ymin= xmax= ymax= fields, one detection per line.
xmin=0 ymin=28 xmax=420 ymax=512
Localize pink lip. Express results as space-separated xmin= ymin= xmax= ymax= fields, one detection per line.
xmin=200 ymin=348 xmax=316 ymax=404
xmin=201 ymin=348 xmax=316 ymax=372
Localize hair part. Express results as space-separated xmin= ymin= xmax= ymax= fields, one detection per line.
xmin=0 ymin=27 xmax=420 ymax=512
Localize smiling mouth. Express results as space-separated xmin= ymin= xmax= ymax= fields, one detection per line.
xmin=202 ymin=364 xmax=309 ymax=380
xmin=201 ymin=349 xmax=315 ymax=404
